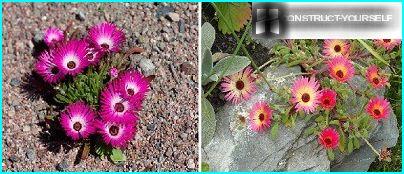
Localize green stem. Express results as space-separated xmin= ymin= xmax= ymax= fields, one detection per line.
xmin=325 ymin=110 xmax=330 ymax=126
xmin=360 ymin=134 xmax=380 ymax=157
xmin=202 ymin=21 xmax=251 ymax=98
xmin=212 ymin=3 xmax=272 ymax=91
xmin=254 ymin=59 xmax=276 ymax=73
xmin=357 ymin=39 xmax=389 ymax=66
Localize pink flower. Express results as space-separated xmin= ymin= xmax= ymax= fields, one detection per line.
xmin=220 ymin=67 xmax=256 ymax=104
xmin=60 ymin=101 xmax=96 ymax=141
xmin=85 ymin=46 xmax=105 ymax=66
xmin=34 ymin=50 xmax=64 ymax=84
xmin=291 ymin=77 xmax=321 ymax=113
xmin=117 ymin=69 xmax=150 ymax=103
xmin=97 ymin=119 xmax=136 ymax=149
xmin=87 ymin=22 xmax=125 ymax=53
xmin=327 ymin=56 xmax=355 ymax=83
xmin=99 ymin=81 xmax=140 ymax=123
xmin=109 ymin=67 xmax=119 ymax=78
xmin=44 ymin=27 xmax=64 ymax=47
xmin=374 ymin=39 xmax=401 ymax=51
xmin=323 ymin=39 xmax=350 ymax=58
xmin=249 ymin=102 xmax=272 ymax=133
xmin=53 ymin=40 xmax=89 ymax=76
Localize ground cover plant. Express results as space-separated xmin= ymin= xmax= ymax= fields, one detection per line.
xmin=33 ymin=22 xmax=150 ymax=164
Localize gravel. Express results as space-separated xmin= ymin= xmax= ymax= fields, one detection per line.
xmin=3 ymin=3 xmax=198 ymax=171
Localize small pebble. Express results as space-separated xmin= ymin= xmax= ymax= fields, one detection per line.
xmin=10 ymin=78 xmax=20 ymax=87
xmin=56 ymin=160 xmax=69 ymax=171
xmin=33 ymin=31 xmax=44 ymax=44
xmin=23 ymin=125 xmax=31 ymax=132
xmin=75 ymin=11 xmax=86 ymax=21
xmin=180 ymin=62 xmax=196 ymax=75
xmin=178 ymin=20 xmax=185 ymax=33
xmin=167 ymin=12 xmax=180 ymax=22
xmin=26 ymin=149 xmax=36 ymax=161
xmin=139 ymin=58 xmax=156 ymax=76
xmin=187 ymin=159 xmax=196 ymax=169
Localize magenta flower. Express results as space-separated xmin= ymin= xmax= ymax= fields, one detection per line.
xmin=117 ymin=70 xmax=150 ymax=103
xmin=96 ymin=119 xmax=136 ymax=149
xmin=60 ymin=101 xmax=97 ymax=141
xmin=99 ymin=81 xmax=140 ymax=123
xmin=109 ymin=67 xmax=119 ymax=78
xmin=87 ymin=22 xmax=125 ymax=53
xmin=53 ymin=40 xmax=89 ymax=76
xmin=44 ymin=27 xmax=64 ymax=47
xmin=34 ymin=50 xmax=65 ymax=84
xmin=85 ymin=46 xmax=105 ymax=66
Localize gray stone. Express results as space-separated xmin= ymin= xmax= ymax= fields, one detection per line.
xmin=139 ymin=58 xmax=156 ymax=76
xmin=253 ymin=38 xmax=278 ymax=49
xmin=203 ymin=65 xmax=325 ymax=171
xmin=331 ymin=113 xmax=399 ymax=171
xmin=202 ymin=64 xmax=399 ymax=172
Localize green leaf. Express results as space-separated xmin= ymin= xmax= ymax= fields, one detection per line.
xmin=201 ymin=162 xmax=210 ymax=172
xmin=202 ymin=49 xmax=213 ymax=76
xmin=348 ymin=138 xmax=353 ymax=153
xmin=329 ymin=120 xmax=340 ymax=126
xmin=304 ymin=124 xmax=317 ymax=137
xmin=270 ymin=122 xmax=279 ymax=139
xmin=94 ymin=143 xmax=111 ymax=159
xmin=327 ymin=149 xmax=335 ymax=161
xmin=339 ymin=134 xmax=346 ymax=153
xmin=215 ymin=3 xmax=251 ymax=34
xmin=212 ymin=55 xmax=250 ymax=77
xmin=202 ymin=97 xmax=216 ymax=147
xmin=55 ymin=94 xmax=69 ymax=104
xmin=109 ymin=148 xmax=126 ymax=164
xmin=201 ymin=22 xmax=215 ymax=52
xmin=353 ymin=137 xmax=360 ymax=149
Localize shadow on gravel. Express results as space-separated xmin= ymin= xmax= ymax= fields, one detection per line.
xmin=37 ymin=121 xmax=76 ymax=154
xmin=20 ymin=71 xmax=57 ymax=104
xmin=31 ymin=38 xmax=48 ymax=58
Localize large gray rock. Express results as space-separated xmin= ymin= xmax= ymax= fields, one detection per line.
xmin=202 ymin=64 xmax=399 ymax=172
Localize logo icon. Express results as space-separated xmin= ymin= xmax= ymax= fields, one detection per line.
xmin=252 ymin=3 xmax=287 ymax=39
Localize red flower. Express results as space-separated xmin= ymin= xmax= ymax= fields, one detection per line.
xmin=318 ymin=127 xmax=340 ymax=149
xmin=319 ymin=89 xmax=337 ymax=110
xmin=366 ymin=96 xmax=391 ymax=120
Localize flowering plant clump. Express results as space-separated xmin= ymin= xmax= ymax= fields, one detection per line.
xmin=237 ymin=39 xmax=399 ymax=161
xmin=33 ymin=22 xmax=150 ymax=164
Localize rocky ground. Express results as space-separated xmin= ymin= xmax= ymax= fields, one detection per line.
xmin=2 ymin=3 xmax=199 ymax=171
